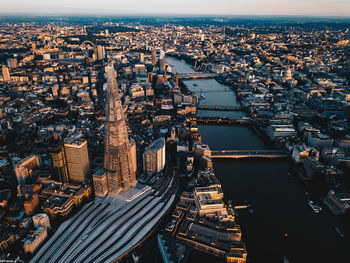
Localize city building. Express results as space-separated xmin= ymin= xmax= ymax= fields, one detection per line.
xmin=48 ymin=136 xmax=69 ymax=183
xmin=143 ymin=138 xmax=166 ymax=175
xmin=14 ymin=155 xmax=40 ymax=185
xmin=24 ymin=192 xmax=39 ymax=216
xmin=152 ymin=50 xmax=157 ymax=67
xmin=93 ymin=168 xmax=108 ymax=197
xmin=135 ymin=64 xmax=146 ymax=77
xmin=7 ymin=58 xmax=17 ymax=69
xmin=96 ymin=45 xmax=105 ymax=60
xmin=23 ymin=227 xmax=48 ymax=254
xmin=42 ymin=182 xmax=92 ymax=218
xmin=307 ymin=133 xmax=334 ymax=148
xmin=2 ymin=65 xmax=10 ymax=82
xmin=159 ymin=50 xmax=166 ymax=73
xmin=64 ymin=138 xmax=90 ymax=183
xmin=266 ymin=124 xmax=297 ymax=141
xmin=32 ymin=213 xmax=51 ymax=229
xmin=139 ymin=53 xmax=144 ymax=63
xmin=104 ymin=65 xmax=136 ymax=194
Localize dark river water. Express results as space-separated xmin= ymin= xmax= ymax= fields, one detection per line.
xmin=167 ymin=56 xmax=350 ymax=263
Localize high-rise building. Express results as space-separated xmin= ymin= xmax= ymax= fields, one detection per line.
xmin=64 ymin=138 xmax=90 ymax=183
xmin=104 ymin=64 xmax=136 ymax=194
xmin=96 ymin=45 xmax=106 ymax=61
xmin=143 ymin=138 xmax=166 ymax=175
xmin=7 ymin=58 xmax=17 ymax=69
xmin=48 ymin=136 xmax=69 ymax=183
xmin=2 ymin=65 xmax=10 ymax=82
xmin=93 ymin=168 xmax=109 ymax=197
xmin=152 ymin=50 xmax=157 ymax=67
xmin=139 ymin=53 xmax=144 ymax=63
xmin=159 ymin=50 xmax=166 ymax=73
xmin=135 ymin=64 xmax=146 ymax=77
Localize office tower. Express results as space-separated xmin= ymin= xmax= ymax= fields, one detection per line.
xmin=7 ymin=58 xmax=17 ymax=69
xmin=14 ymin=155 xmax=40 ymax=185
xmin=93 ymin=168 xmax=109 ymax=197
xmin=135 ymin=64 xmax=146 ymax=77
xmin=143 ymin=138 xmax=165 ymax=175
xmin=64 ymin=138 xmax=90 ymax=183
xmin=139 ymin=53 xmax=144 ymax=63
xmin=104 ymin=64 xmax=136 ymax=194
xmin=159 ymin=50 xmax=166 ymax=73
xmin=97 ymin=45 xmax=106 ymax=60
xmin=152 ymin=50 xmax=157 ymax=67
xmin=2 ymin=65 xmax=10 ymax=82
xmin=48 ymin=136 xmax=69 ymax=183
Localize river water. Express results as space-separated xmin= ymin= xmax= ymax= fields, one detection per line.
xmin=167 ymin=57 xmax=350 ymax=263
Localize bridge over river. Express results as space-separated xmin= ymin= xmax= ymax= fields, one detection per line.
xmin=177 ymin=72 xmax=219 ymax=80
xmin=209 ymin=150 xmax=290 ymax=159
xmin=193 ymin=116 xmax=253 ymax=126
xmin=198 ymin=105 xmax=243 ymax=111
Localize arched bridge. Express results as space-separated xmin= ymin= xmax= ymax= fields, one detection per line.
xmin=80 ymin=40 xmax=95 ymax=47
xmin=209 ymin=150 xmax=289 ymax=159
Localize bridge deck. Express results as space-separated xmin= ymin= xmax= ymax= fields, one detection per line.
xmin=177 ymin=73 xmax=219 ymax=79
xmin=209 ymin=150 xmax=289 ymax=159
xmin=198 ymin=105 xmax=242 ymax=111
xmin=194 ymin=116 xmax=253 ymax=125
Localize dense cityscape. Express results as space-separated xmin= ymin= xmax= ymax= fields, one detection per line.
xmin=0 ymin=15 xmax=349 ymax=263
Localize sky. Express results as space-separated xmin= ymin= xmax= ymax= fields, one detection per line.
xmin=0 ymin=0 xmax=350 ymax=16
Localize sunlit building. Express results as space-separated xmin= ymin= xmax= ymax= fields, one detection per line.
xmin=64 ymin=138 xmax=90 ymax=183
xmin=143 ymin=138 xmax=166 ymax=175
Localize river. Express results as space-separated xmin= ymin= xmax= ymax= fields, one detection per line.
xmin=167 ymin=56 xmax=350 ymax=263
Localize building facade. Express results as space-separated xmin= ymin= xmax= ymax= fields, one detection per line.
xmin=143 ymin=137 xmax=166 ymax=175
xmin=48 ymin=137 xmax=69 ymax=183
xmin=104 ymin=65 xmax=136 ymax=195
xmin=14 ymin=155 xmax=40 ymax=185
xmin=93 ymin=168 xmax=109 ymax=197
xmin=64 ymin=138 xmax=90 ymax=183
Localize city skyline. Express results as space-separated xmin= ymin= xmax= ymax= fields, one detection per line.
xmin=1 ymin=0 xmax=350 ymax=16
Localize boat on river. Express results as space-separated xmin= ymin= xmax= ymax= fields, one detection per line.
xmin=308 ymin=200 xmax=322 ymax=213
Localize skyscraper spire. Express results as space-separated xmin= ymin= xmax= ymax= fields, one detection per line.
xmin=104 ymin=64 xmax=136 ymax=195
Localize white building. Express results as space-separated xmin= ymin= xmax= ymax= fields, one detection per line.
xmin=32 ymin=213 xmax=51 ymax=229
xmin=266 ymin=124 xmax=297 ymax=141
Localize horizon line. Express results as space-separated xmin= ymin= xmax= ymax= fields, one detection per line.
xmin=1 ymin=13 xmax=350 ymax=19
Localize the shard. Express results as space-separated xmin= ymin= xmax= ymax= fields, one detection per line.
xmin=104 ymin=64 xmax=136 ymax=194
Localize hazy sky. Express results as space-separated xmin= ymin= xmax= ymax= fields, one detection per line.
xmin=0 ymin=0 xmax=350 ymax=16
